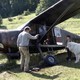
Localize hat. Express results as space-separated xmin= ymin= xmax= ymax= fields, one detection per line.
xmin=24 ymin=26 xmax=31 ymax=31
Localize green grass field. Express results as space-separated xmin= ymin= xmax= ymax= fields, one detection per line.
xmin=1 ymin=13 xmax=80 ymax=35
xmin=2 ymin=13 xmax=35 ymax=29
xmin=0 ymin=13 xmax=80 ymax=80
xmin=0 ymin=53 xmax=80 ymax=80
xmin=58 ymin=18 xmax=80 ymax=35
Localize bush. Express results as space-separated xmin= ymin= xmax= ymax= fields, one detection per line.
xmin=0 ymin=15 xmax=3 ymax=26
xmin=8 ymin=17 xmax=13 ymax=22
xmin=17 ymin=15 xmax=23 ymax=20
xmin=23 ymin=10 xmax=30 ymax=16
xmin=0 ymin=25 xmax=7 ymax=29
xmin=73 ymin=13 xmax=80 ymax=18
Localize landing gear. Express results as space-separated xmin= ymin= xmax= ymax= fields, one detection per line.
xmin=37 ymin=44 xmax=58 ymax=67
xmin=43 ymin=54 xmax=57 ymax=66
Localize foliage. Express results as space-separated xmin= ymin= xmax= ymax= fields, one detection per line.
xmin=0 ymin=0 xmax=80 ymax=19
xmin=8 ymin=17 xmax=13 ymax=22
xmin=0 ymin=0 xmax=39 ymax=18
xmin=0 ymin=15 xmax=3 ymax=26
xmin=35 ymin=0 xmax=47 ymax=15
xmin=73 ymin=13 xmax=80 ymax=18
xmin=36 ymin=0 xmax=59 ymax=15
xmin=23 ymin=10 xmax=30 ymax=16
xmin=17 ymin=15 xmax=23 ymax=20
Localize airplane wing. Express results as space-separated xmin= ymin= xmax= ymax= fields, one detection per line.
xmin=30 ymin=0 xmax=80 ymax=26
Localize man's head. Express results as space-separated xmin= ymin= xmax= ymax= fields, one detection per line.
xmin=24 ymin=26 xmax=31 ymax=32
xmin=66 ymin=35 xmax=71 ymax=41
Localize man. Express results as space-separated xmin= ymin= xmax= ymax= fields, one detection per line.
xmin=65 ymin=35 xmax=72 ymax=61
xmin=17 ymin=26 xmax=39 ymax=72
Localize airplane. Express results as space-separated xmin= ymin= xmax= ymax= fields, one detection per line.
xmin=0 ymin=0 xmax=80 ymax=65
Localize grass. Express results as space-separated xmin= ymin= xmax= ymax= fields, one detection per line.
xmin=1 ymin=13 xmax=80 ymax=35
xmin=2 ymin=13 xmax=36 ymax=29
xmin=0 ymin=12 xmax=80 ymax=36
xmin=58 ymin=17 xmax=80 ymax=35
xmin=0 ymin=13 xmax=80 ymax=80
xmin=0 ymin=53 xmax=80 ymax=80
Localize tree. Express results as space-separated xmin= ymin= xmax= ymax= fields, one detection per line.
xmin=28 ymin=0 xmax=39 ymax=11
xmin=36 ymin=0 xmax=59 ymax=15
xmin=0 ymin=0 xmax=39 ymax=18
xmin=0 ymin=15 xmax=3 ymax=26
xmin=36 ymin=0 xmax=46 ymax=15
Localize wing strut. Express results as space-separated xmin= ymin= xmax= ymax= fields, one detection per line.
xmin=38 ymin=3 xmax=75 ymax=43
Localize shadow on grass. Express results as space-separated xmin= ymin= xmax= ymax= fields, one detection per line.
xmin=10 ymin=67 xmax=62 ymax=80
xmin=0 ymin=63 xmax=21 ymax=73
xmin=0 ymin=62 xmax=62 ymax=80
xmin=56 ymin=53 xmax=80 ymax=69
xmin=0 ymin=25 xmax=7 ymax=29
xmin=30 ymin=72 xmax=62 ymax=80
xmin=0 ymin=53 xmax=80 ymax=75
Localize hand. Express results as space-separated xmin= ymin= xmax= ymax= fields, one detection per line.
xmin=36 ymin=34 xmax=39 ymax=36
xmin=37 ymin=34 xmax=39 ymax=36
xmin=36 ymin=34 xmax=39 ymax=38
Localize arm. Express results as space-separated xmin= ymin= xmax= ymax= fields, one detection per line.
xmin=17 ymin=34 xmax=21 ymax=47
xmin=27 ymin=33 xmax=38 ymax=40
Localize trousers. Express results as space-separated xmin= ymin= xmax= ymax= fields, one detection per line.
xmin=66 ymin=48 xmax=72 ymax=59
xmin=19 ymin=46 xmax=30 ymax=71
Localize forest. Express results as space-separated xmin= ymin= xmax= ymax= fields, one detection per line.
xmin=0 ymin=0 xmax=59 ymax=18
